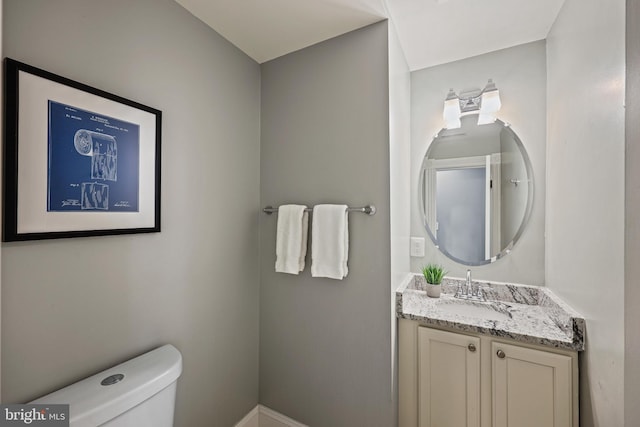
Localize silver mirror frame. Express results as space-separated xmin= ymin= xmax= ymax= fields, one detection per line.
xmin=419 ymin=116 xmax=535 ymax=266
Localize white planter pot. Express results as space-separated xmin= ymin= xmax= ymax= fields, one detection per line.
xmin=426 ymin=283 xmax=442 ymax=298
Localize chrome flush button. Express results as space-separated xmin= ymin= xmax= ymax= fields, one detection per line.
xmin=101 ymin=374 xmax=124 ymax=386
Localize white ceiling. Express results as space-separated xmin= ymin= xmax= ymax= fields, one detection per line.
xmin=175 ymin=0 xmax=565 ymax=71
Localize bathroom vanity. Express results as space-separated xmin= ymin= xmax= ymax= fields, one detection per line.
xmin=396 ymin=274 xmax=585 ymax=427
xmin=406 ymin=85 xmax=586 ymax=427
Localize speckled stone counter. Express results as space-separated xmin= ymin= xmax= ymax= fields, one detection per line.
xmin=396 ymin=274 xmax=585 ymax=351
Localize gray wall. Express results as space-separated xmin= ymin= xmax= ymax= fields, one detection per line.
xmin=259 ymin=22 xmax=393 ymax=427
xmin=546 ymin=0 xmax=625 ymax=425
xmin=410 ymin=41 xmax=546 ymax=284
xmin=1 ymin=1 xmax=261 ymax=426
xmin=388 ymin=21 xmax=411 ymax=296
xmin=626 ymin=0 xmax=640 ymax=425
xmin=388 ymin=20 xmax=411 ymax=424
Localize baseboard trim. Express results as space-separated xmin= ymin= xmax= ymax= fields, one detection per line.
xmin=234 ymin=405 xmax=259 ymax=427
xmin=259 ymin=405 xmax=307 ymax=427
xmin=235 ymin=405 xmax=307 ymax=427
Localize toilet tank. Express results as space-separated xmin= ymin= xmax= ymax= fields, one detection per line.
xmin=31 ymin=345 xmax=182 ymax=427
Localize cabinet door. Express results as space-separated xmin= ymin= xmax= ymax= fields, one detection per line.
xmin=418 ymin=327 xmax=480 ymax=427
xmin=492 ymin=341 xmax=572 ymax=427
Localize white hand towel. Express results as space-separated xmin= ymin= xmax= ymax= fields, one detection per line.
xmin=275 ymin=205 xmax=309 ymax=274
xmin=311 ymin=204 xmax=349 ymax=280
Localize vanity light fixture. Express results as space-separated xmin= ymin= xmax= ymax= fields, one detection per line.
xmin=442 ymin=79 xmax=502 ymax=128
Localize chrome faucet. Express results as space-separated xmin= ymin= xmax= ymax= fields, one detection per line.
xmin=454 ymin=269 xmax=486 ymax=301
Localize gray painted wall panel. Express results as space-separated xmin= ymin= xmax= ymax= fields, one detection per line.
xmin=2 ymin=1 xmax=260 ymax=426
xmin=388 ymin=21 xmax=411 ymax=426
xmin=546 ymin=0 xmax=625 ymax=425
xmin=259 ymin=22 xmax=393 ymax=427
xmin=626 ymin=0 xmax=640 ymax=425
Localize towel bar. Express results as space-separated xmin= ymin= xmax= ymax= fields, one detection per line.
xmin=262 ymin=205 xmax=376 ymax=216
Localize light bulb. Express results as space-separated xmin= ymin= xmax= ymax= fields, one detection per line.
xmin=480 ymin=86 xmax=501 ymax=114
xmin=443 ymin=89 xmax=461 ymax=129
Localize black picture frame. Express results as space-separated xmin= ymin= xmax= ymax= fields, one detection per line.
xmin=3 ymin=58 xmax=161 ymax=241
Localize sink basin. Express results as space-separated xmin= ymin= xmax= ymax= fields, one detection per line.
xmin=435 ymin=299 xmax=512 ymax=321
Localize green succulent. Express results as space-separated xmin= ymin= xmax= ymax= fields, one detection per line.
xmin=422 ymin=264 xmax=447 ymax=285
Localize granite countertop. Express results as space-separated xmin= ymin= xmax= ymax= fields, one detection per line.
xmin=396 ymin=274 xmax=585 ymax=351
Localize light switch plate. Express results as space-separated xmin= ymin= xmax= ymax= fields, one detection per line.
xmin=410 ymin=237 xmax=425 ymax=257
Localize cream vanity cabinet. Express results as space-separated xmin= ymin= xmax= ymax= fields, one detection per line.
xmin=417 ymin=327 xmax=481 ymax=427
xmin=399 ymin=319 xmax=578 ymax=427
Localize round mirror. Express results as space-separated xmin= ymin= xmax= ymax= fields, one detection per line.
xmin=420 ymin=114 xmax=534 ymax=265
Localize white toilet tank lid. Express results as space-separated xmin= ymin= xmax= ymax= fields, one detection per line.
xmin=30 ymin=344 xmax=182 ymax=427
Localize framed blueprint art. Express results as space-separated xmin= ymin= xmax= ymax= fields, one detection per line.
xmin=3 ymin=58 xmax=161 ymax=241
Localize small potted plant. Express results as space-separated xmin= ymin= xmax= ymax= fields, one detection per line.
xmin=422 ymin=264 xmax=447 ymax=298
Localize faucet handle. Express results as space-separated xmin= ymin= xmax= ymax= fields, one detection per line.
xmin=454 ymin=281 xmax=464 ymax=298
xmin=475 ymin=286 xmax=488 ymax=302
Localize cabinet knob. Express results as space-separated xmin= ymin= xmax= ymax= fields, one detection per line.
xmin=468 ymin=344 xmax=476 ymax=352
xmin=497 ymin=349 xmax=506 ymax=359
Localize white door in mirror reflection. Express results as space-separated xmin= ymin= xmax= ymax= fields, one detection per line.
xmin=437 ymin=167 xmax=486 ymax=263
xmin=424 ymin=154 xmax=501 ymax=264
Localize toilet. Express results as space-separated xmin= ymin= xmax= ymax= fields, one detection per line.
xmin=30 ymin=344 xmax=182 ymax=427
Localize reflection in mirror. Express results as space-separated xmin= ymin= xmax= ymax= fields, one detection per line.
xmin=420 ymin=114 xmax=533 ymax=266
